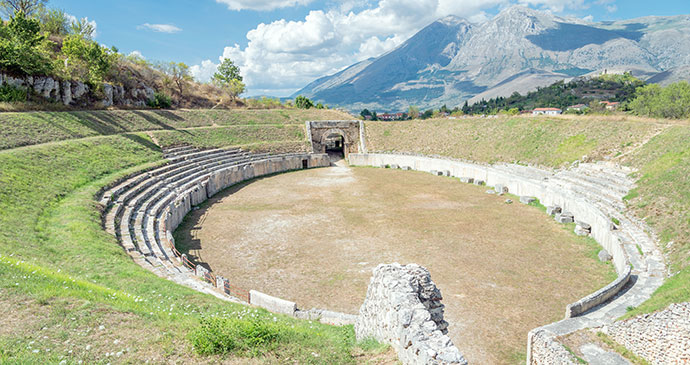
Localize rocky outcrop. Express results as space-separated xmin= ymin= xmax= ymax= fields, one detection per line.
xmin=355 ymin=263 xmax=467 ymax=365
xmin=0 ymin=73 xmax=155 ymax=107
xmin=603 ymin=302 xmax=690 ymax=364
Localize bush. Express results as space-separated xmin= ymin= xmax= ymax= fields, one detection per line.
xmin=60 ymin=34 xmax=116 ymax=87
xmin=294 ymin=95 xmax=314 ymax=109
xmin=190 ymin=317 xmax=279 ymax=356
xmin=147 ymin=92 xmax=172 ymax=109
xmin=628 ymin=81 xmax=690 ymax=119
xmin=0 ymin=84 xmax=27 ymax=102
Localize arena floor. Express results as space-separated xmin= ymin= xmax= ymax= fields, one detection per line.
xmin=175 ymin=162 xmax=614 ymax=364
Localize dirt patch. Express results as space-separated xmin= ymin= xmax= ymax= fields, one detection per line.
xmin=177 ymin=166 xmax=614 ymax=364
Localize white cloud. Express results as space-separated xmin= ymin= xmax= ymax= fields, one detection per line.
xmin=138 ymin=23 xmax=182 ymax=33
xmin=582 ymin=14 xmax=594 ymax=22
xmin=190 ymin=60 xmax=219 ymax=83
xmin=516 ymin=0 xmax=587 ymax=12
xmin=215 ymin=0 xmax=313 ymax=11
xmin=606 ymin=4 xmax=617 ymax=13
xmin=128 ymin=50 xmax=145 ymax=59
xmin=195 ymin=0 xmax=606 ymax=96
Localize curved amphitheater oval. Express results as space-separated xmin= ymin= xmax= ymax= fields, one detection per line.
xmin=175 ymin=157 xmax=619 ymax=364
xmin=101 ymin=147 xmax=663 ymax=365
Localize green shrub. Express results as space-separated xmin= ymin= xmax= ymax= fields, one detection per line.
xmin=0 ymin=84 xmax=27 ymax=102
xmin=60 ymin=34 xmax=116 ymax=87
xmin=294 ymin=95 xmax=314 ymax=109
xmin=190 ymin=317 xmax=279 ymax=356
xmin=147 ymin=92 xmax=172 ymax=109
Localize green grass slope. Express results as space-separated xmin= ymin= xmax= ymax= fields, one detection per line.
xmin=0 ymin=109 xmax=384 ymax=364
xmin=0 ymin=108 xmax=350 ymax=150
xmin=367 ymin=115 xmax=690 ymax=315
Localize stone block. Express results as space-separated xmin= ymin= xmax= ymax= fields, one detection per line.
xmin=555 ymin=212 xmax=574 ymax=224
xmin=195 ymin=264 xmax=208 ymax=277
xmin=494 ymin=184 xmax=508 ymax=194
xmin=390 ymin=164 xmax=400 ymax=169
xmin=459 ymin=177 xmax=473 ymax=184
xmin=443 ymin=170 xmax=451 ymax=177
xmin=473 ymin=179 xmax=485 ymax=186
xmin=402 ymin=166 xmax=412 ymax=171
xmin=520 ymin=196 xmax=537 ymax=204
xmin=575 ymin=221 xmax=592 ymax=231
xmin=430 ymin=170 xmax=438 ymax=176
xmin=249 ymin=290 xmax=297 ymax=316
xmin=505 ymin=199 xmax=513 ymax=204
xmin=574 ymin=227 xmax=590 ymax=236
xmin=598 ymin=249 xmax=613 ymax=262
xmin=546 ymin=206 xmax=562 ymax=216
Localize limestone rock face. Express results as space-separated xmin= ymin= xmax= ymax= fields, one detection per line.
xmin=355 ymin=263 xmax=467 ymax=365
xmin=0 ymin=73 xmax=157 ymax=108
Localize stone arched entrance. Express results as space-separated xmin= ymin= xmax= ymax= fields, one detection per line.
xmin=306 ymin=120 xmax=365 ymax=158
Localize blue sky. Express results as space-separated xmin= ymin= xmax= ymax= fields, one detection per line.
xmin=49 ymin=0 xmax=690 ymax=96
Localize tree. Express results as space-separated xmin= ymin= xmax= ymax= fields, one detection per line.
xmin=408 ymin=105 xmax=419 ymax=119
xmin=60 ymin=34 xmax=116 ymax=86
xmin=294 ymin=95 xmax=314 ymax=109
xmin=213 ymin=58 xmax=242 ymax=84
xmin=0 ymin=11 xmax=52 ymax=78
xmin=360 ymin=108 xmax=372 ymax=119
xmin=628 ymin=82 xmax=690 ymax=119
xmin=160 ymin=62 xmax=192 ymax=96
xmin=0 ymin=0 xmax=47 ymax=18
xmin=36 ymin=6 xmax=70 ymax=36
xmin=68 ymin=17 xmax=96 ymax=39
xmin=212 ymin=58 xmax=245 ymax=102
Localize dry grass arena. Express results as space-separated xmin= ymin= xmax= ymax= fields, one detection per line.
xmin=176 ymin=161 xmax=615 ymax=364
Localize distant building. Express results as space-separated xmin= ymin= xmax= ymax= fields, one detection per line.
xmin=532 ymin=108 xmax=563 ymax=115
xmin=600 ymin=101 xmax=621 ymax=110
xmin=567 ymin=104 xmax=588 ymax=112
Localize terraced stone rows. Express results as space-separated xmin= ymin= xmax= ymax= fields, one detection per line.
xmin=99 ymin=145 xmax=318 ymax=301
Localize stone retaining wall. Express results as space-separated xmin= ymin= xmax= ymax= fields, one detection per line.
xmin=355 ymin=263 xmax=467 ymax=365
xmin=604 ymin=302 xmax=690 ymax=364
xmin=527 ymin=330 xmax=577 ymax=364
xmin=565 ymin=266 xmax=631 ymax=318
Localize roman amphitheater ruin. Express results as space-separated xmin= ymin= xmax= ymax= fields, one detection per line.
xmin=98 ymin=120 xmax=682 ymax=364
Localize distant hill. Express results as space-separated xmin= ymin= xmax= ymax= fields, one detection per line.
xmin=293 ymin=6 xmax=690 ymax=112
xmin=462 ymin=73 xmax=645 ymax=114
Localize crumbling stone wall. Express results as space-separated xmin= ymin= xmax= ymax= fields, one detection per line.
xmin=355 ymin=263 xmax=467 ymax=365
xmin=604 ymin=302 xmax=690 ymax=364
xmin=527 ymin=329 xmax=577 ymax=364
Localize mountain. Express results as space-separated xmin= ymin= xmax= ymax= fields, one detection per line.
xmin=293 ymin=6 xmax=690 ymax=112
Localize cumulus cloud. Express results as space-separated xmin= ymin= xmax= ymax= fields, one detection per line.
xmin=194 ymin=0 xmax=604 ymax=96
xmin=138 ymin=23 xmax=182 ymax=33
xmin=128 ymin=50 xmax=145 ymax=59
xmin=517 ymin=0 xmax=587 ymax=12
xmin=215 ymin=0 xmax=313 ymax=11
xmin=190 ymin=60 xmax=219 ymax=83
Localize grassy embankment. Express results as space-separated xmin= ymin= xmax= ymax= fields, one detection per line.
xmin=366 ymin=115 xmax=690 ymax=316
xmin=0 ymin=109 xmax=391 ymax=363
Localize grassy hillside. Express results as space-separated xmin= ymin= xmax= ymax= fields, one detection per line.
xmin=366 ymin=115 xmax=665 ymax=167
xmin=0 ymin=108 xmax=351 ymax=150
xmin=0 ymin=110 xmax=384 ymax=363
xmin=366 ymin=115 xmax=690 ymax=315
